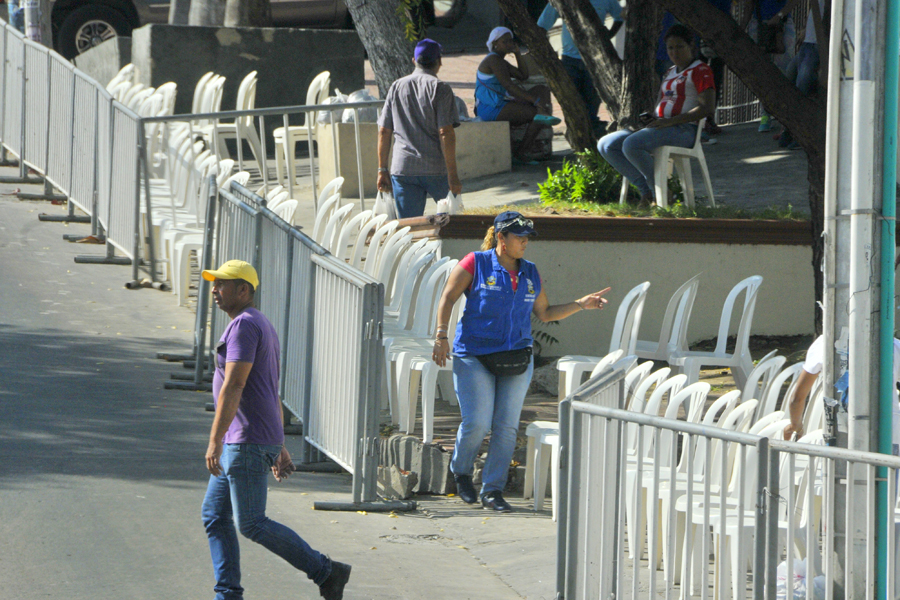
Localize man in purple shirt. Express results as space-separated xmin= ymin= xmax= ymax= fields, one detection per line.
xmin=200 ymin=260 xmax=350 ymax=600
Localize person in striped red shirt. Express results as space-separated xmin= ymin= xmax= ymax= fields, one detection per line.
xmin=598 ymin=24 xmax=716 ymax=205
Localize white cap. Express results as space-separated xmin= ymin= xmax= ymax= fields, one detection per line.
xmin=486 ymin=27 xmax=513 ymax=53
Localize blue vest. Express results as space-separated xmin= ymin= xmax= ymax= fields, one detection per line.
xmin=453 ymin=250 xmax=541 ymax=357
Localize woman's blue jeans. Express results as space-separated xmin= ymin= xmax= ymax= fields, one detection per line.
xmin=201 ymin=444 xmax=330 ymax=599
xmin=597 ymin=124 xmax=697 ymax=197
xmin=450 ymin=355 xmax=534 ymax=495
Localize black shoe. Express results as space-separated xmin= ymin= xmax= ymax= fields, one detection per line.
xmin=454 ymin=474 xmax=478 ymax=504
xmin=319 ymin=561 xmax=351 ymax=600
xmin=481 ymin=491 xmax=513 ymax=513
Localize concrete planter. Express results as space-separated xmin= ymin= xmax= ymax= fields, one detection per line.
xmin=433 ymin=215 xmax=817 ymax=357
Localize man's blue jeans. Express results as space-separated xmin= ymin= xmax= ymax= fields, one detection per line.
xmin=201 ymin=444 xmax=330 ymax=600
xmin=785 ymin=42 xmax=820 ymax=96
xmin=597 ymin=124 xmax=697 ymax=198
xmin=391 ymin=174 xmax=449 ymax=219
xmin=561 ymin=55 xmax=601 ymax=131
xmin=450 ymin=355 xmax=534 ymax=495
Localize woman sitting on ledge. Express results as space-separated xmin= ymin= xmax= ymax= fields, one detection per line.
xmin=475 ymin=27 xmax=561 ymax=164
xmin=598 ymin=23 xmax=715 ymax=205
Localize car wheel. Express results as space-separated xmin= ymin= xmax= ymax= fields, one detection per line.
xmin=57 ymin=4 xmax=131 ymax=59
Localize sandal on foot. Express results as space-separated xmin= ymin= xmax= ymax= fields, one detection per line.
xmin=533 ymin=114 xmax=561 ymax=126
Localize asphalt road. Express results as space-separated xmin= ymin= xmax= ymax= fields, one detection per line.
xmin=0 ymin=183 xmax=557 ymax=600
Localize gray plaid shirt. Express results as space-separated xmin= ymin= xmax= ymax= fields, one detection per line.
xmin=378 ymin=68 xmax=459 ymax=177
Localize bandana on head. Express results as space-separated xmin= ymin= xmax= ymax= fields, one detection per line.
xmin=486 ymin=27 xmax=513 ymax=53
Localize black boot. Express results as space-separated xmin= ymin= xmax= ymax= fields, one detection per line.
xmin=319 ymin=561 xmax=351 ymax=600
xmin=454 ymin=474 xmax=478 ymax=504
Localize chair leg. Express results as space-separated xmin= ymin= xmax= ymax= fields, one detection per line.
xmin=655 ymin=150 xmax=672 ymax=208
xmin=549 ymin=439 xmax=560 ymax=522
xmin=404 ymin=365 xmax=421 ymax=435
xmin=274 ymin=135 xmax=285 ymax=185
xmin=620 ymin=177 xmax=629 ymax=205
xmin=420 ymin=364 xmax=439 ymax=444
xmin=678 ymin=156 xmax=695 ymax=208
xmin=698 ymin=152 xmax=715 ymax=207
xmin=246 ymin=127 xmax=266 ymax=180
xmin=523 ymin=433 xmax=537 ymax=501
xmin=534 ymin=442 xmax=551 ymax=512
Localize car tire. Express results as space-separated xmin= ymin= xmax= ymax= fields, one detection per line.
xmin=57 ymin=4 xmax=131 ymax=59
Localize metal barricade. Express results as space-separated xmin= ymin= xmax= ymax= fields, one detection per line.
xmin=557 ymin=368 xmax=769 ymax=600
xmin=3 ymin=26 xmax=24 ymax=158
xmin=22 ymin=39 xmax=48 ymax=173
xmin=308 ymin=252 xmax=382 ymax=503
xmin=46 ymin=53 xmax=75 ymax=197
xmin=69 ymin=74 xmax=99 ymax=217
xmin=105 ymin=102 xmax=141 ymax=265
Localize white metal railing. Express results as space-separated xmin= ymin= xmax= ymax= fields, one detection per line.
xmin=202 ymin=183 xmax=382 ymax=503
xmin=556 ymin=366 xmax=900 ymax=600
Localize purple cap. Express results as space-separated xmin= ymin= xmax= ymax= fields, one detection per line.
xmin=414 ymin=39 xmax=442 ymax=65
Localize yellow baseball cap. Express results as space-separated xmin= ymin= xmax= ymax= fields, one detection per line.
xmin=201 ymin=260 xmax=260 ymax=290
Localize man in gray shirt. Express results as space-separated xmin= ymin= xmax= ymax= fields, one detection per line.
xmin=377 ymin=39 xmax=462 ymax=218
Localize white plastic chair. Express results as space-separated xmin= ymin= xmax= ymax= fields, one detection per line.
xmin=619 ymin=118 xmax=715 ymax=208
xmin=333 ymin=210 xmax=374 ymax=261
xmin=524 ymin=420 xmax=561 ymax=520
xmin=623 ymin=360 xmax=655 ymax=411
xmin=634 ymin=273 xmax=701 ymax=363
xmin=556 ymin=281 xmax=651 ymax=399
xmin=741 ymin=350 xmax=785 ymax=404
xmin=273 ymin=199 xmax=298 ymax=226
xmin=756 ymin=362 xmax=805 ymax=423
xmin=106 ymin=63 xmax=135 ymax=92
xmin=311 ymin=193 xmax=342 ymax=244
xmin=274 ymin=70 xmax=331 ymax=187
xmin=669 ymin=275 xmax=764 ymax=389
xmin=320 ymin=204 xmax=354 ymax=252
xmin=206 ymin=71 xmax=265 ymax=176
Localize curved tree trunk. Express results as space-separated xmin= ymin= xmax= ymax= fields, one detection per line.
xmin=617 ymin=0 xmax=662 ymax=128
xmin=495 ymin=0 xmax=595 ymax=152
xmin=344 ymin=0 xmax=416 ymax=98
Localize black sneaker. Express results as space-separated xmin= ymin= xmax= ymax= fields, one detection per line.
xmin=481 ymin=491 xmax=513 ymax=513
xmin=319 ymin=561 xmax=351 ymax=600
xmin=454 ymin=474 xmax=478 ymax=504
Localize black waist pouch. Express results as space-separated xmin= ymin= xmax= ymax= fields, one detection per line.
xmin=476 ymin=347 xmax=532 ymax=377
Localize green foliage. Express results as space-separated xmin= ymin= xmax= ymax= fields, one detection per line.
xmin=538 ymin=150 xmax=626 ymax=206
xmin=396 ymin=0 xmax=426 ymax=42
xmin=531 ymin=315 xmax=559 ymax=357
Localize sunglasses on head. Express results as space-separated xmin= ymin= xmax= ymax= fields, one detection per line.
xmin=496 ymin=216 xmax=533 ymax=232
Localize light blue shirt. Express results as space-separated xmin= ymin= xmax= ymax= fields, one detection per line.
xmin=537 ymin=0 xmax=623 ymax=60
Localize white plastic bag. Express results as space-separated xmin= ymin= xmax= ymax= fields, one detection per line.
xmin=776 ymin=559 xmax=825 ymax=600
xmin=455 ymin=96 xmax=473 ymax=122
xmin=316 ymin=89 xmax=348 ymax=125
xmin=373 ymin=190 xmax=398 ymax=221
xmin=436 ymin=191 xmax=464 ymax=215
xmin=342 ymin=89 xmax=380 ymax=123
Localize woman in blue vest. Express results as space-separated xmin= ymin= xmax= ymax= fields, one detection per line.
xmin=432 ymin=211 xmax=611 ymax=512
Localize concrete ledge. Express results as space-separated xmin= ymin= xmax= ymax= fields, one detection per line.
xmin=379 ymin=434 xmax=453 ymax=495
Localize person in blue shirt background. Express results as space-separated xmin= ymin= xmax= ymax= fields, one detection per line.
xmin=432 ymin=211 xmax=610 ymax=512
xmin=538 ymin=0 xmax=623 ymax=138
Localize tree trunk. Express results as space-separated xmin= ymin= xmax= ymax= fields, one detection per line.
xmin=495 ymin=0 xmax=595 ymax=152
xmin=224 ymin=0 xmax=271 ymax=26
xmin=549 ymin=0 xmax=623 ymax=120
xmin=344 ymin=0 xmax=416 ymax=98
xmin=168 ymin=0 xmax=190 ymax=25
xmin=617 ymin=0 xmax=662 ymax=128
xmin=188 ymin=0 xmax=226 ymax=26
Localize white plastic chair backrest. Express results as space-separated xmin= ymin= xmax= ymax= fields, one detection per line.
xmin=265 ymin=185 xmax=284 ymax=200
xmin=317 ymin=176 xmax=344 ymax=210
xmin=609 ymin=281 xmax=651 ymax=355
xmin=221 ymin=171 xmax=250 ymax=190
xmin=639 ymin=374 xmax=687 ymax=457
xmin=659 ymin=382 xmax=709 ymax=470
xmin=654 ymin=273 xmax=701 ymax=355
xmin=267 ymin=191 xmax=289 ymax=211
xmin=111 ymin=80 xmax=133 ymax=101
xmin=375 ymin=232 xmax=413 ymax=287
xmin=372 ymin=225 xmax=412 ymax=277
xmin=154 ymin=82 xmax=178 ymax=115
xmin=321 ymin=204 xmax=354 ymax=252
xmin=422 ymin=260 xmax=458 ymax=335
xmin=363 ymin=220 xmax=400 ymax=274
xmin=312 ymin=192 xmax=341 ymax=243
xmin=749 ymin=410 xmax=786 ymax=435
xmin=690 ymin=389 xmax=741 ymax=475
xmin=386 ymin=238 xmax=428 ymax=307
xmin=192 ymin=72 xmax=215 ymax=114
xmin=588 ymin=349 xmax=625 ymax=379
xmin=623 ymin=360 xmax=654 ymax=411
xmin=758 ymin=362 xmax=805 ymax=422
xmin=391 ymin=247 xmax=438 ymax=329
xmin=305 ymin=70 xmax=331 ymax=126
xmin=406 ymin=256 xmax=452 ymax=337
xmin=790 ymin=429 xmax=826 ymax=525
xmin=712 ymin=275 xmax=764 ymax=356
xmin=625 ymin=366 xmax=671 ymax=452
xmin=235 ymin=71 xmax=258 ymax=127
xmin=273 ymin=200 xmax=298 ymax=226
xmin=106 ymin=63 xmax=135 ymax=91
xmin=705 ymin=399 xmax=758 ymax=488
xmin=334 ymin=210 xmax=374 ymax=261
xmin=803 ymin=385 xmax=826 ymax=432
xmin=215 ymin=159 xmax=235 ymax=187
xmin=351 ymin=214 xmax=388 ymax=269
xmin=121 ymin=83 xmax=147 ymax=106
xmin=728 ymin=417 xmax=786 ymax=503
xmin=136 ymin=91 xmax=162 ymax=116
xmin=742 ymin=350 xmax=785 ymax=405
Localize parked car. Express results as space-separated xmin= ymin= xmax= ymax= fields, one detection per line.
xmin=50 ymin=0 xmax=352 ymax=59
